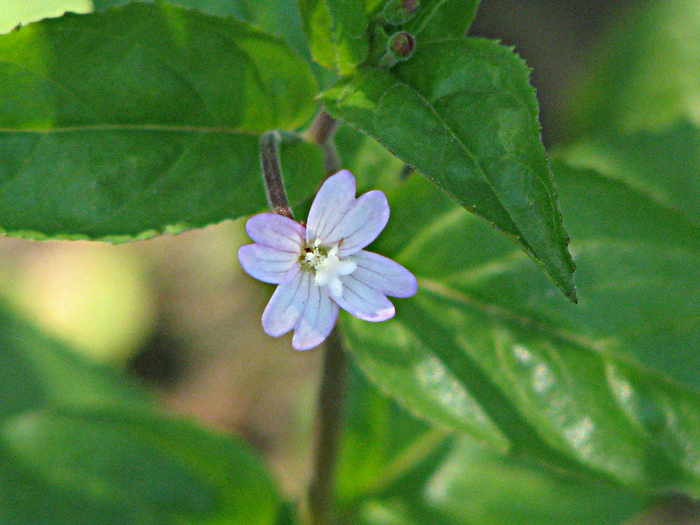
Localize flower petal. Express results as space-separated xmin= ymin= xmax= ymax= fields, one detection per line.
xmin=349 ymin=251 xmax=418 ymax=297
xmin=306 ymin=170 xmax=356 ymax=243
xmin=262 ymin=267 xmax=311 ymax=337
xmin=293 ymin=286 xmax=339 ymax=351
xmin=326 ymin=191 xmax=390 ymax=257
xmin=238 ymin=244 xmax=300 ymax=284
xmin=332 ymin=274 xmax=395 ymax=322
xmin=246 ymin=213 xmax=306 ymax=253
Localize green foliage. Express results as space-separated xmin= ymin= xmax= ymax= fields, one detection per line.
xmin=560 ymin=120 xmax=700 ymax=227
xmin=0 ymin=3 xmax=321 ymax=240
xmin=566 ymin=0 xmax=700 ymax=135
xmin=322 ymin=38 xmax=576 ymax=300
xmin=342 ymin=159 xmax=700 ymax=494
xmin=3 ymin=407 xmax=279 ymax=524
xmin=335 ymin=368 xmax=646 ymax=525
xmin=0 ymin=303 xmax=280 ymax=524
xmin=0 ymin=301 xmax=150 ymax=417
xmin=299 ymin=0 xmax=370 ymax=75
xmin=402 ymin=0 xmax=479 ymax=41
xmin=2 ymin=0 xmax=700 ymax=523
xmin=92 ymin=0 xmax=311 ymax=61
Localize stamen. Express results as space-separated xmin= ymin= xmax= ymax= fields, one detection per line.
xmin=300 ymin=241 xmax=357 ymax=297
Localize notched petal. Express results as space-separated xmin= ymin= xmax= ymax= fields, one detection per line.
xmin=350 ymin=251 xmax=418 ymax=297
xmin=293 ymin=286 xmax=339 ymax=351
xmin=306 ymin=170 xmax=356 ymax=243
xmin=330 ymin=191 xmax=390 ymax=256
xmin=333 ymin=274 xmax=396 ymax=322
xmin=246 ymin=213 xmax=306 ymax=252
xmin=238 ymin=244 xmax=299 ymax=284
xmin=262 ymin=268 xmax=310 ymax=337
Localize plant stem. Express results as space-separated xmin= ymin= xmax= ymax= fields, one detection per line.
xmin=304 ymin=109 xmax=341 ymax=176
xmin=306 ymin=108 xmax=346 ymax=525
xmin=308 ymin=327 xmax=347 ymax=525
xmin=260 ymin=130 xmax=294 ymax=220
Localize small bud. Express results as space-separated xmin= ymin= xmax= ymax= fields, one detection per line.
xmin=378 ymin=31 xmax=416 ymax=68
xmin=381 ymin=0 xmax=420 ymax=26
xmin=388 ymin=31 xmax=415 ymax=59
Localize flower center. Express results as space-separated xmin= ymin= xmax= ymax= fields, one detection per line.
xmin=301 ymin=240 xmax=357 ymax=298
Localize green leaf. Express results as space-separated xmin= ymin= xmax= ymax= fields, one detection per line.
xmin=565 ymin=0 xmax=700 ymax=135
xmin=403 ymin=0 xmax=480 ymax=42
xmin=299 ymin=0 xmax=370 ymax=74
xmin=0 ymin=302 xmax=150 ymax=421
xmin=560 ymin=120 xmax=700 ymax=227
xmin=0 ymin=302 xmax=280 ymax=524
xmin=335 ymin=367 xmax=435 ymax=506
xmin=1 ymin=406 xmax=279 ymax=524
xmin=337 ymin=367 xmax=645 ymax=525
xmin=92 ymin=0 xmax=246 ymax=13
xmin=0 ymin=3 xmax=323 ymax=240
xmin=342 ymin=161 xmax=700 ymax=494
xmin=298 ymin=0 xmax=335 ymax=70
xmin=0 ymin=446 xmax=151 ymax=525
xmin=418 ymin=438 xmax=645 ymax=525
xmin=327 ymin=0 xmax=370 ymax=73
xmin=322 ymin=37 xmax=576 ymax=300
xmin=92 ymin=0 xmax=312 ymax=63
xmin=333 ymin=124 xmax=405 ymax=189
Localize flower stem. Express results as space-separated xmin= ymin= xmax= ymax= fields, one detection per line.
xmin=308 ymin=327 xmax=347 ymax=525
xmin=304 ymin=109 xmax=341 ymax=176
xmin=260 ymin=131 xmax=294 ymax=220
xmin=306 ymin=109 xmax=347 ymax=525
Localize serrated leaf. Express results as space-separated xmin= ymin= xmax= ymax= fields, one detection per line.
xmin=299 ymin=0 xmax=370 ymax=74
xmin=419 ymin=438 xmax=645 ymax=525
xmin=1 ymin=406 xmax=279 ymax=524
xmin=0 ymin=3 xmax=323 ymax=240
xmin=342 ymin=161 xmax=700 ymax=494
xmin=322 ymin=37 xmax=576 ymax=300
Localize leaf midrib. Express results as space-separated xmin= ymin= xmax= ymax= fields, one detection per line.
xmin=417 ymin=276 xmax=700 ymax=394
xmin=379 ymin=78 xmax=528 ymax=243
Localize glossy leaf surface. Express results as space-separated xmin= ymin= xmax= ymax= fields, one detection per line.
xmin=322 ymin=37 xmax=576 ymax=300
xmin=336 ymin=368 xmax=645 ymax=524
xmin=0 ymin=3 xmax=322 ymax=240
xmin=343 ymin=161 xmax=700 ymax=494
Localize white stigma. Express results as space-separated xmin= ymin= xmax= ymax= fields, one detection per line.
xmin=303 ymin=241 xmax=357 ymax=298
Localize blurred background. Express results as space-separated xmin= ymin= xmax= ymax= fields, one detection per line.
xmin=1 ymin=0 xmax=696 ymax=523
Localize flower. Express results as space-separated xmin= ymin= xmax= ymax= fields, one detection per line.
xmin=238 ymin=170 xmax=418 ymax=350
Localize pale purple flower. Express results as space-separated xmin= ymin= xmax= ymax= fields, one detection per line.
xmin=238 ymin=170 xmax=418 ymax=350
